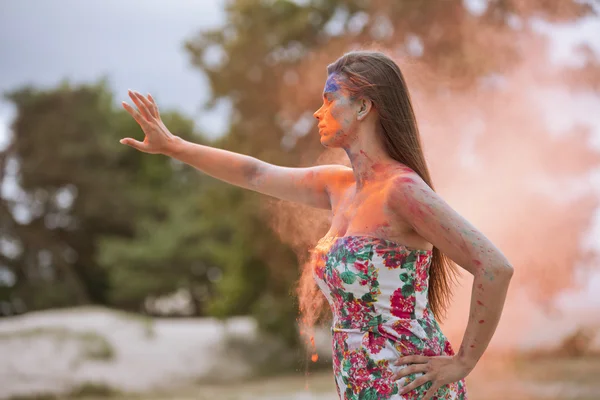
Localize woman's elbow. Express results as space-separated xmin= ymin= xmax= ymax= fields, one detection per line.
xmin=493 ymin=262 xmax=514 ymax=281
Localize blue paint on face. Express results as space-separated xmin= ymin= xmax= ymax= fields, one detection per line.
xmin=324 ymin=74 xmax=341 ymax=94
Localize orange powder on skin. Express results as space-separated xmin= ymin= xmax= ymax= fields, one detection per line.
xmin=270 ymin=17 xmax=599 ymax=377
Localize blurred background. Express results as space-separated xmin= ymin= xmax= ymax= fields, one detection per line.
xmin=1 ymin=0 xmax=599 ymax=399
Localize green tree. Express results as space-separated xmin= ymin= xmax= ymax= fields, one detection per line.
xmin=183 ymin=0 xmax=599 ymax=348
xmin=0 ymin=80 xmax=202 ymax=311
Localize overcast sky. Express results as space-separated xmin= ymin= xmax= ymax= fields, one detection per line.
xmin=0 ymin=0 xmax=228 ymax=143
xmin=1 ymin=0 xmax=599 ymax=146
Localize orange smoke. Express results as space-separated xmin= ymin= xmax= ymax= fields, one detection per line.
xmin=265 ymin=9 xmax=599 ymax=359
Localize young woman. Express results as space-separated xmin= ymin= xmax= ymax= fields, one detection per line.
xmin=120 ymin=51 xmax=513 ymax=400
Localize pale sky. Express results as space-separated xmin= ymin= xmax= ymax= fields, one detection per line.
xmin=1 ymin=0 xmax=599 ymax=145
xmin=0 ymin=0 xmax=229 ymax=143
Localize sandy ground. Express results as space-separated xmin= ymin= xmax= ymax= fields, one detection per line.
xmin=8 ymin=357 xmax=599 ymax=400
xmin=168 ymin=358 xmax=600 ymax=400
xmin=103 ymin=356 xmax=600 ymax=400
xmin=0 ymin=307 xmax=331 ymax=399
xmin=1 ymin=306 xmax=599 ymax=399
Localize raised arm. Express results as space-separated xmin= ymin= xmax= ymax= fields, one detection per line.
xmin=120 ymin=90 xmax=353 ymax=209
xmin=387 ymin=172 xmax=513 ymax=399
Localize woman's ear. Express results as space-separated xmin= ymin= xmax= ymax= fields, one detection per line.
xmin=357 ymin=98 xmax=373 ymax=121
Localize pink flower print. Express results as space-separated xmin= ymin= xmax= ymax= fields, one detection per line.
xmin=381 ymin=251 xmax=407 ymax=269
xmin=443 ymin=340 xmax=455 ymax=356
xmin=374 ymin=359 xmax=394 ymax=380
xmin=391 ymin=319 xmax=413 ymax=337
xmin=345 ymin=299 xmax=371 ymax=327
xmin=354 ymin=260 xmax=371 ymax=285
xmin=362 ymin=331 xmax=387 ymax=354
xmin=344 ymin=236 xmax=369 ymax=253
xmin=418 ymin=252 xmax=431 ymax=267
xmin=414 ymin=253 xmax=430 ymax=291
xmin=348 ymin=350 xmax=371 ymax=391
xmin=355 ymin=260 xmax=369 ymax=273
xmin=328 ymin=268 xmax=343 ymax=289
xmin=390 ymin=288 xmax=415 ymax=319
xmin=333 ymin=331 xmax=348 ymax=353
xmin=396 ymin=338 xmax=420 ymax=356
xmin=423 ymin=337 xmax=442 ymax=356
xmin=373 ymin=378 xmax=394 ymax=397
xmin=403 ymin=388 xmax=424 ymax=400
xmin=354 ymin=368 xmax=371 ymax=391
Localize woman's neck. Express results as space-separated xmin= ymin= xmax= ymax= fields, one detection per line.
xmin=344 ymin=133 xmax=399 ymax=190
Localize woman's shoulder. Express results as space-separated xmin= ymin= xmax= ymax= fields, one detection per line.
xmin=386 ymin=166 xmax=426 ymax=190
xmin=384 ymin=168 xmax=434 ymax=210
xmin=321 ymin=164 xmax=355 ymax=186
xmin=319 ymin=164 xmax=354 ymax=206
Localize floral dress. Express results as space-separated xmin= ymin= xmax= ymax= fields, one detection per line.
xmin=312 ymin=235 xmax=468 ymax=400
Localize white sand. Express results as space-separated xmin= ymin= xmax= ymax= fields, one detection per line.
xmin=0 ymin=303 xmax=598 ymax=399
xmin=0 ymin=307 xmax=263 ymax=398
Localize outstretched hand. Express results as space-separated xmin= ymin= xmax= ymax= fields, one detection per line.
xmin=392 ymin=355 xmax=472 ymax=399
xmin=120 ymin=90 xmax=178 ymax=155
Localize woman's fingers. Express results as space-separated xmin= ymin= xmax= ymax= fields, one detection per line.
xmin=128 ymin=90 xmax=153 ymax=121
xmin=392 ymin=363 xmax=428 ymax=380
xmin=119 ymin=138 xmax=147 ymax=151
xmin=147 ymin=93 xmax=160 ymax=117
xmin=423 ymin=382 xmax=443 ymax=400
xmin=142 ymin=93 xmax=159 ymax=119
xmin=133 ymin=91 xmax=158 ymax=119
xmin=394 ymin=355 xmax=430 ymax=366
xmin=123 ymin=90 xmax=160 ymax=121
xmin=122 ymin=101 xmax=145 ymax=126
xmin=399 ymin=374 xmax=431 ymax=395
xmin=121 ymin=90 xmax=165 ymax=153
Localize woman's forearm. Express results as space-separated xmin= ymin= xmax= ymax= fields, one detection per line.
xmin=455 ymin=265 xmax=513 ymax=370
xmin=165 ymin=136 xmax=261 ymax=190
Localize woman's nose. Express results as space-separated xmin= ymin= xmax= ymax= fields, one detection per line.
xmin=313 ymin=108 xmax=321 ymax=120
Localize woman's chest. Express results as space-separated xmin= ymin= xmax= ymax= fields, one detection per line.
xmin=327 ymin=184 xmax=397 ymax=237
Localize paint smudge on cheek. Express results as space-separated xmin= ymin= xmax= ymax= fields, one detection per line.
xmin=326 ymin=106 xmax=344 ymax=137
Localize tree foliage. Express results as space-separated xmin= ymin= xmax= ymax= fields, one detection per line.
xmin=184 ymin=0 xmax=600 ymax=343
xmin=1 ymin=0 xmax=598 ymax=356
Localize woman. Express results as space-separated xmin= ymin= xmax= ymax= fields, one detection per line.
xmin=120 ymin=51 xmax=513 ymax=400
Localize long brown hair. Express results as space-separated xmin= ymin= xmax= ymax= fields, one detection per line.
xmin=328 ymin=50 xmax=458 ymax=321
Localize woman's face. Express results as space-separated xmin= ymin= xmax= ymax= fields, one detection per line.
xmin=313 ymin=73 xmax=358 ymax=148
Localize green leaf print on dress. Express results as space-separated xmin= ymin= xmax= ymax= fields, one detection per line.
xmin=341 ymin=271 xmax=357 ymax=284
xmin=313 ymin=235 xmax=468 ymax=399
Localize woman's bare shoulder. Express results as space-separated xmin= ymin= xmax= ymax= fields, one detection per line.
xmin=320 ymin=164 xmax=355 ymax=204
